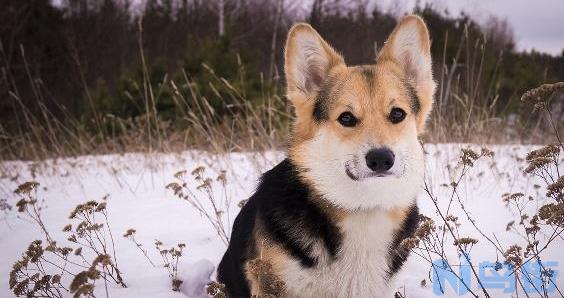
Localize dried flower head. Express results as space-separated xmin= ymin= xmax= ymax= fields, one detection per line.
xmin=525 ymin=144 xmax=560 ymax=174
xmin=206 ymin=281 xmax=227 ymax=298
xmin=506 ymin=220 xmax=515 ymax=231
xmin=26 ymin=240 xmax=44 ymax=263
xmin=70 ymin=271 xmax=90 ymax=294
xmin=0 ymin=199 xmax=12 ymax=211
xmin=92 ymin=254 xmax=113 ymax=267
xmin=95 ymin=202 xmax=107 ymax=212
xmin=415 ymin=217 xmax=436 ymax=240
xmin=502 ymin=193 xmax=524 ymax=205
xmin=15 ymin=199 xmax=29 ymax=213
xmin=58 ymin=247 xmax=73 ymax=256
xmin=503 ymin=245 xmax=523 ymax=268
xmin=537 ymin=202 xmax=564 ymax=227
xmin=247 ymin=258 xmax=286 ymax=297
xmin=172 ymin=278 xmax=183 ymax=291
xmin=191 ymin=166 xmax=206 ymax=177
xmin=481 ymin=147 xmax=495 ymax=158
xmin=46 ymin=242 xmax=60 ymax=253
xmin=174 ymin=170 xmax=187 ymax=179
xmin=420 ymin=279 xmax=427 ymax=287
xmin=166 ymin=182 xmax=183 ymax=196
xmin=51 ymin=274 xmax=61 ymax=284
xmin=123 ymin=228 xmax=136 ymax=238
xmin=521 ymin=82 xmax=564 ymax=104
xmin=547 ymin=176 xmax=564 ymax=202
xmin=197 ymin=178 xmax=213 ymax=190
xmin=216 ymin=170 xmax=227 ymax=184
xmin=400 ymin=237 xmax=420 ymax=250
xmin=460 ymin=148 xmax=480 ymax=166
xmin=14 ymin=181 xmax=40 ymax=195
xmin=69 ymin=200 xmax=105 ymax=219
xmin=454 ymin=237 xmax=478 ymax=246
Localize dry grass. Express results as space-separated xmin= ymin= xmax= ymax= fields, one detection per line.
xmin=1 ymin=28 xmax=562 ymax=162
xmin=0 ymin=63 xmax=291 ymax=161
xmin=426 ymin=27 xmax=563 ymax=145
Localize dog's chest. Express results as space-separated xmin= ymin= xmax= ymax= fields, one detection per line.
xmin=280 ymin=210 xmax=398 ymax=298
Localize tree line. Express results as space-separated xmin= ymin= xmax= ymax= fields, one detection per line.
xmin=1 ymin=0 xmax=563 ymax=133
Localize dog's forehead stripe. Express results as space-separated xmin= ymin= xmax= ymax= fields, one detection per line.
xmin=404 ymin=81 xmax=421 ymax=114
xmin=358 ymin=66 xmax=376 ymax=90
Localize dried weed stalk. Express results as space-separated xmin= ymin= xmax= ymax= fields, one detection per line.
xmin=123 ymin=228 xmax=157 ymax=267
xmin=154 ymin=240 xmax=186 ymax=291
xmin=167 ymin=166 xmax=231 ymax=245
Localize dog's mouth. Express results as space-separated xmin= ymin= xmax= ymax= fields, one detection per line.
xmin=344 ymin=161 xmax=396 ymax=181
xmin=345 ymin=166 xmax=393 ymax=181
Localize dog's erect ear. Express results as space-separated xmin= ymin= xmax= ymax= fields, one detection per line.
xmin=285 ymin=23 xmax=345 ymax=107
xmin=379 ymin=15 xmax=435 ymax=133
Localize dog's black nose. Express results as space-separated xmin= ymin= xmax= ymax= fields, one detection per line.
xmin=365 ymin=148 xmax=395 ymax=172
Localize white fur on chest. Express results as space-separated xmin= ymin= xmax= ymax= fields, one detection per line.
xmin=280 ymin=209 xmax=399 ymax=298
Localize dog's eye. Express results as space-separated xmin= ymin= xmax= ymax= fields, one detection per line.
xmin=337 ymin=112 xmax=358 ymax=127
xmin=389 ymin=108 xmax=406 ymax=124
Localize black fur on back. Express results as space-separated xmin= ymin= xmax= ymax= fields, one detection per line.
xmin=216 ymin=192 xmax=258 ymax=297
xmin=217 ymin=159 xmax=342 ymax=297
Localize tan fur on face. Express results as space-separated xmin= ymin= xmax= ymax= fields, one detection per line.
xmin=284 ymin=15 xmax=433 ymax=211
xmin=287 ymin=62 xmax=423 ymax=173
xmin=285 ymin=15 xmax=434 ymax=150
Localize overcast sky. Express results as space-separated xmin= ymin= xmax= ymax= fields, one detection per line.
xmin=377 ymin=0 xmax=564 ymax=56
xmin=55 ymin=0 xmax=563 ymax=56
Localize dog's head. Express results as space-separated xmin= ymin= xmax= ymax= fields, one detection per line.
xmin=285 ymin=16 xmax=435 ymax=211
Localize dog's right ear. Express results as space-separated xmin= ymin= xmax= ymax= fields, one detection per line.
xmin=284 ymin=24 xmax=345 ymax=107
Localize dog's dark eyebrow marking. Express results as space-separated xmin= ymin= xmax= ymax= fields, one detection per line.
xmin=404 ymin=81 xmax=421 ymax=114
xmin=313 ymin=100 xmax=328 ymax=122
xmin=313 ymin=76 xmax=337 ymax=122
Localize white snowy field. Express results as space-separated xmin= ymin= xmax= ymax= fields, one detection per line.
xmin=0 ymin=144 xmax=563 ymax=297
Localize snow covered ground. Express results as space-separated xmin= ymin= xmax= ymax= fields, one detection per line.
xmin=0 ymin=144 xmax=562 ymax=297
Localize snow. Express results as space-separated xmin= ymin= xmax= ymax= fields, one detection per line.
xmin=0 ymin=144 xmax=562 ymax=297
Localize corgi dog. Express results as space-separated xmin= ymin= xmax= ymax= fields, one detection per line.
xmin=218 ymin=15 xmax=435 ymax=297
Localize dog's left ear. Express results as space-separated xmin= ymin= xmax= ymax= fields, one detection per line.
xmin=379 ymin=15 xmax=435 ymax=133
